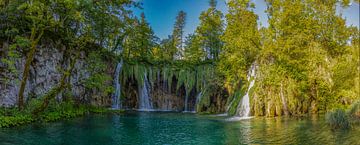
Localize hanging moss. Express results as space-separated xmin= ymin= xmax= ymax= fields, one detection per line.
xmin=117 ymin=58 xmax=226 ymax=113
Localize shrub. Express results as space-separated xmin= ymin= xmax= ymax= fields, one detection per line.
xmin=0 ymin=115 xmax=33 ymax=128
xmin=326 ymin=109 xmax=350 ymax=130
xmin=347 ymin=101 xmax=360 ymax=125
xmin=0 ymin=101 xmax=123 ymax=128
xmin=41 ymin=102 xmax=87 ymax=122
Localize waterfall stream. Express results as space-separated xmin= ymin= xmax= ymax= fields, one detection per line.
xmin=184 ymin=92 xmax=189 ymax=112
xmin=112 ymin=60 xmax=123 ymax=109
xmin=139 ymin=73 xmax=153 ymax=110
xmin=227 ymin=64 xmax=256 ymax=121
xmin=236 ymin=64 xmax=256 ymax=117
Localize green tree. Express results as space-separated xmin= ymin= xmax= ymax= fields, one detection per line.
xmin=252 ymin=0 xmax=357 ymax=116
xmin=196 ymin=0 xmax=224 ymax=60
xmin=0 ymin=0 xmax=135 ymax=110
xmin=172 ymin=11 xmax=186 ymax=59
xmin=218 ymin=0 xmax=260 ymax=94
xmin=123 ymin=13 xmax=157 ymax=60
xmin=184 ymin=34 xmax=205 ymax=62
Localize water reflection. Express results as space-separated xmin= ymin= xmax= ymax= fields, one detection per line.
xmin=0 ymin=113 xmax=359 ymax=145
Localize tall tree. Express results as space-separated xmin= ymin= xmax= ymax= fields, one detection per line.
xmin=196 ymin=0 xmax=224 ymax=60
xmin=184 ymin=34 xmax=204 ymax=62
xmin=218 ymin=0 xmax=260 ymax=94
xmin=16 ymin=0 xmax=57 ymax=110
xmin=159 ymin=36 xmax=177 ymax=61
xmin=172 ymin=11 xmax=186 ymax=59
xmin=123 ymin=13 xmax=157 ymax=59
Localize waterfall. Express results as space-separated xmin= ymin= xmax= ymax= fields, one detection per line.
xmin=184 ymin=92 xmax=189 ymax=112
xmin=139 ymin=73 xmax=153 ymax=110
xmin=112 ymin=60 xmax=123 ymax=109
xmin=236 ymin=64 xmax=256 ymax=117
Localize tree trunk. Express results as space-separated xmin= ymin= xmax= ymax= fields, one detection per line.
xmin=18 ymin=28 xmax=44 ymax=110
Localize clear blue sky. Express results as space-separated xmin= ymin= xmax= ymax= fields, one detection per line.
xmin=133 ymin=0 xmax=359 ymax=39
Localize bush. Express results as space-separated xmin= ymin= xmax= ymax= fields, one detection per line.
xmin=326 ymin=109 xmax=350 ymax=130
xmin=347 ymin=101 xmax=360 ymax=125
xmin=41 ymin=102 xmax=87 ymax=122
xmin=0 ymin=114 xmax=33 ymax=128
xmin=0 ymin=101 xmax=124 ymax=128
xmin=88 ymin=106 xmax=125 ymax=114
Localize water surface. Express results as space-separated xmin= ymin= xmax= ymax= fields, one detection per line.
xmin=0 ymin=112 xmax=359 ymax=145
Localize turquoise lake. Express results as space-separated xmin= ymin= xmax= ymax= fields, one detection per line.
xmin=0 ymin=112 xmax=359 ymax=145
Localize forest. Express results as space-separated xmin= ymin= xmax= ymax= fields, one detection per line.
xmin=0 ymin=0 xmax=359 ymax=144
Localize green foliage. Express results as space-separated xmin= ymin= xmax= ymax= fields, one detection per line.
xmin=348 ymin=101 xmax=360 ymax=120
xmin=249 ymin=0 xmax=359 ymax=116
xmin=195 ymin=0 xmax=224 ymax=60
xmin=326 ymin=109 xmax=350 ymax=130
xmin=218 ymin=0 xmax=259 ymax=95
xmin=184 ymin=34 xmax=205 ymax=62
xmin=0 ymin=101 xmax=127 ymax=128
xmin=227 ymin=91 xmax=243 ymax=116
xmin=122 ymin=13 xmax=158 ymax=60
xmin=0 ymin=107 xmax=33 ymax=127
xmin=171 ymin=11 xmax=187 ymax=59
xmin=0 ymin=114 xmax=33 ymax=128
xmin=84 ymin=52 xmax=114 ymax=96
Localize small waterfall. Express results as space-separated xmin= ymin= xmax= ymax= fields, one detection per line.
xmin=138 ymin=73 xmax=153 ymax=110
xmin=236 ymin=64 xmax=256 ymax=117
xmin=112 ymin=60 xmax=123 ymax=109
xmin=184 ymin=92 xmax=189 ymax=112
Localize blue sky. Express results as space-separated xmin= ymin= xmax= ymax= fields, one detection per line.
xmin=133 ymin=0 xmax=359 ymax=39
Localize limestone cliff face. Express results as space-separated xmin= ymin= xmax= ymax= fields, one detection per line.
xmin=0 ymin=45 xmax=112 ymax=107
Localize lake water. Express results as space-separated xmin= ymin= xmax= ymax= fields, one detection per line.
xmin=0 ymin=112 xmax=359 ymax=145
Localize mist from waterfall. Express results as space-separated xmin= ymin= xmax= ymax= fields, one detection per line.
xmin=112 ymin=60 xmax=123 ymax=109
xmin=139 ymin=73 xmax=153 ymax=110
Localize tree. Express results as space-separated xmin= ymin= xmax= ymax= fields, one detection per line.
xmin=159 ymin=36 xmax=177 ymax=61
xmin=218 ymin=0 xmax=260 ymax=93
xmin=123 ymin=13 xmax=157 ymax=60
xmin=172 ymin=11 xmax=187 ymax=59
xmin=16 ymin=0 xmax=58 ymax=110
xmin=184 ymin=34 xmax=205 ymax=62
xmin=196 ymin=0 xmax=224 ymax=60
xmin=0 ymin=0 xmax=135 ymax=110
xmin=252 ymin=0 xmax=357 ymax=116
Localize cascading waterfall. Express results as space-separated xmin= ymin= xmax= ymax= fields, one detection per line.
xmin=236 ymin=64 xmax=256 ymax=117
xmin=138 ymin=72 xmax=153 ymax=110
xmin=112 ymin=60 xmax=123 ymax=109
xmin=227 ymin=64 xmax=256 ymax=120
